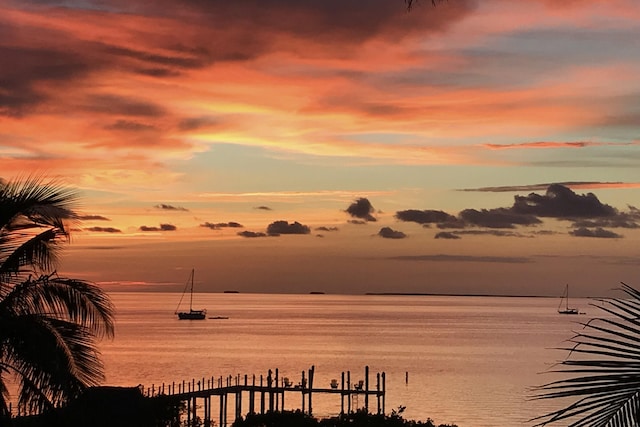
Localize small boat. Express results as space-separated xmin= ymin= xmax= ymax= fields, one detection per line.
xmin=175 ymin=269 xmax=206 ymax=320
xmin=558 ymin=284 xmax=579 ymax=315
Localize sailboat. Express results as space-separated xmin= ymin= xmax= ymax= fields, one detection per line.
xmin=175 ymin=269 xmax=206 ymax=320
xmin=557 ymin=284 xmax=579 ymax=315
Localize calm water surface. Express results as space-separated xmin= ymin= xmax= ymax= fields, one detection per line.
xmin=101 ymin=293 xmax=589 ymax=427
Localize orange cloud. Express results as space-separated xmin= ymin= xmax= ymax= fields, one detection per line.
xmin=2 ymin=0 xmax=639 ymax=193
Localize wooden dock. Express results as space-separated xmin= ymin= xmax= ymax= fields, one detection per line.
xmin=143 ymin=366 xmax=386 ymax=426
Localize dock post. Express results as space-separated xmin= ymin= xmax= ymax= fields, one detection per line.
xmin=365 ymin=366 xmax=369 ymax=412
xmin=224 ymin=391 xmax=228 ymax=426
xmin=347 ymin=371 xmax=351 ymax=413
xmin=193 ymin=397 xmax=197 ymax=426
xmin=219 ymin=393 xmax=225 ymax=427
xmin=275 ymin=368 xmax=279 ymax=411
xmin=204 ymin=396 xmax=209 ymax=427
xmin=382 ymin=372 xmax=386 ymax=415
xmin=202 ymin=396 xmax=207 ymax=426
xmin=301 ymin=371 xmax=306 ymax=413
xmin=260 ymin=375 xmax=265 ymax=414
xmin=249 ymin=375 xmax=256 ymax=414
xmin=187 ymin=397 xmax=192 ymax=426
xmin=308 ymin=365 xmax=314 ymax=416
xmin=236 ymin=389 xmax=242 ymax=421
xmin=376 ymin=373 xmax=381 ymax=414
xmin=268 ymin=369 xmax=274 ymax=412
xmin=341 ymin=372 xmax=345 ymax=414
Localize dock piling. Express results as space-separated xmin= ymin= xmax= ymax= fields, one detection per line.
xmin=365 ymin=366 xmax=369 ymax=412
xmin=136 ymin=366 xmax=386 ymax=426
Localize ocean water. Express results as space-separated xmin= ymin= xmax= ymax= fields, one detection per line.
xmin=100 ymin=292 xmax=589 ymax=427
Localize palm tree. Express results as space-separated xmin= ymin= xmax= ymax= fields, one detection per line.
xmin=0 ymin=177 xmax=114 ymax=418
xmin=532 ymin=282 xmax=640 ymax=426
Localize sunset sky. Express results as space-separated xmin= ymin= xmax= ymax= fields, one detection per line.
xmin=2 ymin=0 xmax=640 ymax=296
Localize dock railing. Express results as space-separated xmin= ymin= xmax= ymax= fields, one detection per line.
xmin=143 ymin=365 xmax=386 ymax=427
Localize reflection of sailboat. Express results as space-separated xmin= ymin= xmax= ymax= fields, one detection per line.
xmin=175 ymin=269 xmax=206 ymax=320
xmin=558 ymin=284 xmax=579 ymax=315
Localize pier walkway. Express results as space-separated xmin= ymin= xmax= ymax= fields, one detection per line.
xmin=143 ymin=366 xmax=386 ymax=426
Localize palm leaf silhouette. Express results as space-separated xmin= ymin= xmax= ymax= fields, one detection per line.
xmin=532 ymin=282 xmax=640 ymax=426
xmin=0 ymin=177 xmax=114 ymax=418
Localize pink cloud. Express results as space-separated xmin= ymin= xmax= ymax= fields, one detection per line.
xmin=482 ymin=141 xmax=640 ymax=150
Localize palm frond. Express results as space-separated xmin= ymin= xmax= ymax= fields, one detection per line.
xmin=0 ymin=177 xmax=113 ymax=415
xmin=1 ymin=312 xmax=102 ymax=412
xmin=1 ymin=273 xmax=114 ymax=338
xmin=0 ymin=176 xmax=78 ymax=285
xmin=406 ymin=0 xmax=445 ymax=10
xmin=0 ymin=369 xmax=9 ymax=419
xmin=0 ymin=228 xmax=65 ymax=279
xmin=532 ymin=282 xmax=640 ymax=426
xmin=16 ymin=375 xmax=56 ymax=415
xmin=0 ymin=176 xmax=78 ymax=231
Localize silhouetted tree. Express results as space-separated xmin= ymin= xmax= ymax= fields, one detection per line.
xmin=0 ymin=177 xmax=114 ymax=418
xmin=532 ymin=282 xmax=640 ymax=426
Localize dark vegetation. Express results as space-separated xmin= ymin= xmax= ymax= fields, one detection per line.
xmin=233 ymin=408 xmax=458 ymax=427
xmin=11 ymin=398 xmax=457 ymax=427
xmin=10 ymin=386 xmax=183 ymax=427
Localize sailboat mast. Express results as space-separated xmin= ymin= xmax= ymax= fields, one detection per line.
xmin=566 ymin=284 xmax=569 ymax=310
xmin=189 ymin=268 xmax=194 ymax=310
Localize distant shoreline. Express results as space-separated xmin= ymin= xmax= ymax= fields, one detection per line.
xmin=364 ymin=292 xmax=559 ymax=298
xmin=104 ymin=289 xmax=606 ymax=298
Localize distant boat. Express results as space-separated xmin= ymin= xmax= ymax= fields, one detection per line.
xmin=175 ymin=269 xmax=206 ymax=320
xmin=558 ymin=284 xmax=579 ymax=315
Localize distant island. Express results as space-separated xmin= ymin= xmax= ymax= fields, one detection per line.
xmin=223 ymin=290 xmax=240 ymax=293
xmin=309 ymin=291 xmax=325 ymax=294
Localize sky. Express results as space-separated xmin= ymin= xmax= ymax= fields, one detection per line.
xmin=1 ymin=0 xmax=640 ymax=297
